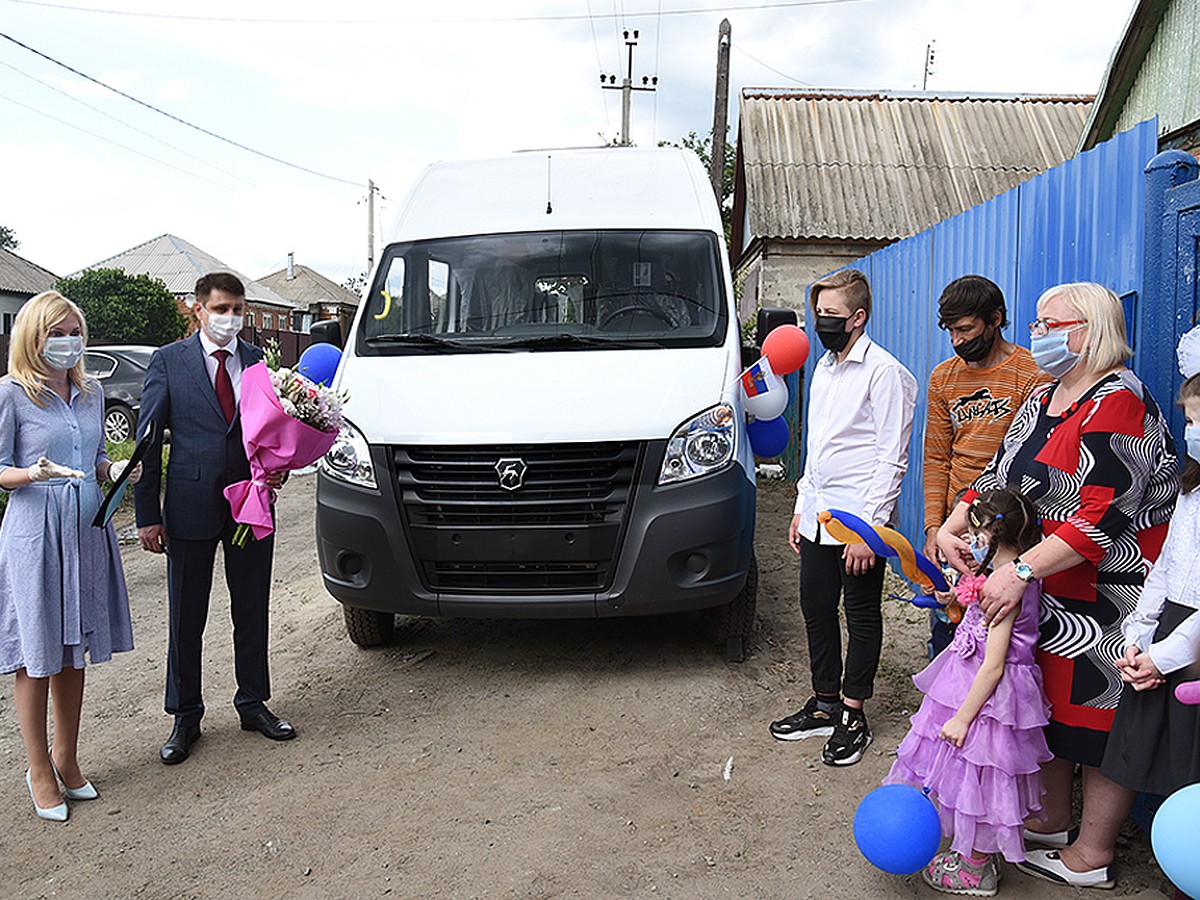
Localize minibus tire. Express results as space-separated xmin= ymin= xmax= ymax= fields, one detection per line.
xmin=343 ymin=605 xmax=395 ymax=646
xmin=701 ymin=553 xmax=757 ymax=662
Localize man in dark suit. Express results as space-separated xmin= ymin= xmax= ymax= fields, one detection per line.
xmin=135 ymin=272 xmax=295 ymax=765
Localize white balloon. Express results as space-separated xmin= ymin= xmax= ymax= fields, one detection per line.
xmin=740 ymin=357 xmax=789 ymax=420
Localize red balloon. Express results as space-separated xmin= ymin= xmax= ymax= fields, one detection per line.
xmin=762 ymin=325 xmax=810 ymax=375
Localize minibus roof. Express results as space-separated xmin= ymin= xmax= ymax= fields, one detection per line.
xmin=385 ymin=147 xmax=724 ymax=242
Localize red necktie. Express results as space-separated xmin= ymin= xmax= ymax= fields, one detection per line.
xmin=213 ymin=349 xmax=235 ymax=424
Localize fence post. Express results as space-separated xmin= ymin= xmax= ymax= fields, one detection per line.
xmin=1142 ymin=149 xmax=1200 ymax=441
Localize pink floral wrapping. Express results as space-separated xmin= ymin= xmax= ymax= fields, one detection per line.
xmin=223 ymin=361 xmax=338 ymax=540
xmin=954 ymin=573 xmax=988 ymax=607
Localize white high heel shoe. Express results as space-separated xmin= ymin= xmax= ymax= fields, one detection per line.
xmin=26 ymin=770 xmax=68 ymax=822
xmin=51 ymin=761 xmax=98 ymax=801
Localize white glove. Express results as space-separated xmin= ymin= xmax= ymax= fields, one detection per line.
xmin=109 ymin=459 xmax=142 ymax=484
xmin=27 ymin=456 xmax=85 ymax=482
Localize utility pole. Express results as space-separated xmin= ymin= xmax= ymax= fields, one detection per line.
xmin=601 ymin=30 xmax=657 ymax=146
xmin=366 ymin=178 xmax=376 ymax=274
xmin=923 ymin=40 xmax=936 ymax=91
xmin=709 ymin=19 xmax=731 ymax=203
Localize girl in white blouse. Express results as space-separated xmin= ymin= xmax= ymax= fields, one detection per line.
xmin=1100 ymin=348 xmax=1200 ymax=799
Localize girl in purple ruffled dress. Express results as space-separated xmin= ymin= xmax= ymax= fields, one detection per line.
xmin=885 ymin=488 xmax=1052 ymax=896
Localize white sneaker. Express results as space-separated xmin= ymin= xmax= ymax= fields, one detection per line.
xmin=1015 ymin=849 xmax=1115 ymax=890
xmin=1022 ymin=825 xmax=1078 ymax=849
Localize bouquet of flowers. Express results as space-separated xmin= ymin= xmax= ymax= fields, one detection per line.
xmin=224 ymin=356 xmax=347 ymax=547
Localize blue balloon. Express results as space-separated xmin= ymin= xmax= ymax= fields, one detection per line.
xmin=747 ymin=415 xmax=789 ymax=458
xmin=853 ymin=785 xmax=942 ymax=875
xmin=1152 ymin=783 xmax=1200 ymax=898
xmin=297 ymin=342 xmax=342 ymax=387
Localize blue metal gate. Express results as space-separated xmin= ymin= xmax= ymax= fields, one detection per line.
xmin=806 ymin=119 xmax=1164 ymax=542
xmin=1144 ymin=149 xmax=1200 ymax=442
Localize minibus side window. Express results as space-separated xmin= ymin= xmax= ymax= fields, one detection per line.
xmin=365 ymin=256 xmax=406 ymax=338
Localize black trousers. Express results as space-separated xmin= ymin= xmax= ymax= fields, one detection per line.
xmin=165 ymin=523 xmax=275 ymax=724
xmin=798 ymin=535 xmax=886 ymax=702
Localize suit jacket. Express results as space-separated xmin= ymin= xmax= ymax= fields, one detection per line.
xmin=134 ymin=333 xmax=264 ymax=541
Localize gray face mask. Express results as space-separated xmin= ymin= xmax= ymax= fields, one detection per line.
xmin=1030 ymin=331 xmax=1081 ymax=378
xmin=43 ymin=335 xmax=84 ymax=370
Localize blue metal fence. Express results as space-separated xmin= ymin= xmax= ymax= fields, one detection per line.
xmin=806 ymin=118 xmax=1160 ymax=542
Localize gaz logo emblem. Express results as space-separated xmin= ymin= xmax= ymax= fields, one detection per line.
xmin=495 ymin=458 xmax=527 ymax=491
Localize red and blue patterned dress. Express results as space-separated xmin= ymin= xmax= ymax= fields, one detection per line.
xmin=965 ymin=370 xmax=1177 ymax=766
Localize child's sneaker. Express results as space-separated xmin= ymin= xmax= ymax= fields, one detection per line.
xmin=821 ymin=705 xmax=871 ymax=766
xmin=768 ymin=696 xmax=837 ymax=741
xmin=922 ymin=851 xmax=999 ymax=897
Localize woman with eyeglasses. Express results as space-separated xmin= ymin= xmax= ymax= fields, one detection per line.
xmin=936 ymin=282 xmax=1177 ymax=890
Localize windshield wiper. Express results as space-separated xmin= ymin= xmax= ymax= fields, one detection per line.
xmin=364 ymin=334 xmax=496 ymax=353
xmin=498 ymin=333 xmax=662 ymax=350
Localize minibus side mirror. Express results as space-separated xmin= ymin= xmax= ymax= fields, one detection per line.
xmin=310 ymin=319 xmax=343 ymax=349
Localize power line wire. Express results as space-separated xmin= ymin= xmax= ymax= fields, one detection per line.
xmin=4 ymin=0 xmax=869 ymax=24
xmin=0 ymin=56 xmax=255 ymax=185
xmin=652 ymin=0 xmax=663 ymax=142
xmin=0 ymin=90 xmax=236 ymax=187
xmin=584 ymin=0 xmax=611 ymax=131
xmin=0 ymin=30 xmax=361 ymax=186
xmin=732 ymin=40 xmax=815 ymax=86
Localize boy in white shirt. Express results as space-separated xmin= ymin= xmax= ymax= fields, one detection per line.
xmin=769 ymin=268 xmax=917 ymax=766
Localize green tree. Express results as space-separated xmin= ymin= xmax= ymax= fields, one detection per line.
xmin=56 ymin=268 xmax=187 ymax=345
xmin=0 ymin=225 xmax=18 ymax=252
xmin=660 ymin=128 xmax=736 ymax=242
xmin=343 ymin=271 xmax=367 ymax=295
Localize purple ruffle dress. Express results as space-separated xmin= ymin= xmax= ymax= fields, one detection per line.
xmin=884 ymin=581 xmax=1051 ymax=862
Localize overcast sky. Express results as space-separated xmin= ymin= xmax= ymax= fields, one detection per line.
xmin=1 ymin=0 xmax=1137 ymax=289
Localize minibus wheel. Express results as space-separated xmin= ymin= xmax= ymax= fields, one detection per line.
xmin=701 ymin=552 xmax=757 ymax=662
xmin=343 ymin=605 xmax=395 ymax=646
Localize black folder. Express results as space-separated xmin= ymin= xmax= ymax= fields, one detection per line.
xmin=92 ymin=421 xmax=158 ymax=529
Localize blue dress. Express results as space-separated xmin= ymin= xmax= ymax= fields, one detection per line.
xmin=0 ymin=378 xmax=133 ymax=677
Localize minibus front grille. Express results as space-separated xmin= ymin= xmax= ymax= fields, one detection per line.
xmin=392 ymin=441 xmax=642 ymax=593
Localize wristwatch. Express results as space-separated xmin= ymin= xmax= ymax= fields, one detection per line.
xmin=1012 ymin=557 xmax=1035 ymax=583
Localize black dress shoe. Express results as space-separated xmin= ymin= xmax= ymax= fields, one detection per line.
xmin=239 ymin=709 xmax=296 ymax=741
xmin=160 ymin=721 xmax=201 ymax=765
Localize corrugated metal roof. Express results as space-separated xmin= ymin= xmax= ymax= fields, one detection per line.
xmin=0 ymin=246 xmax=57 ymax=294
xmin=738 ymin=89 xmax=1093 ymax=243
xmin=78 ymin=234 xmax=296 ymax=309
xmin=257 ymin=263 xmax=359 ymax=308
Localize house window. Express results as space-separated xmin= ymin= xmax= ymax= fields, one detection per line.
xmin=264 ymin=313 xmax=273 ymax=329
xmin=246 ymin=311 xmax=256 ymax=327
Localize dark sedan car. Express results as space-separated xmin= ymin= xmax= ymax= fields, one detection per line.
xmin=84 ymin=344 xmax=158 ymax=443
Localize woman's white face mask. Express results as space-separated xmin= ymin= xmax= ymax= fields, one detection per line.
xmin=43 ymin=335 xmax=84 ymax=370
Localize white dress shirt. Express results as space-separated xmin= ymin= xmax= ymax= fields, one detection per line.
xmin=198 ymin=329 xmax=244 ymax=405
xmin=794 ymin=333 xmax=918 ymax=544
xmin=1123 ymin=487 xmax=1200 ymax=675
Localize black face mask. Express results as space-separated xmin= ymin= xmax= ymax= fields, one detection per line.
xmin=815 ymin=314 xmax=852 ymax=352
xmin=954 ymin=326 xmax=996 ymax=363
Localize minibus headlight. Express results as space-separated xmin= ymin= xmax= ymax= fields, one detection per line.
xmin=658 ymin=404 xmax=736 ymax=485
xmin=320 ymin=419 xmax=377 ymax=489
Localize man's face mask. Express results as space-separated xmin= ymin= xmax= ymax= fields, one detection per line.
xmin=954 ymin=325 xmax=996 ymax=363
xmin=815 ymin=314 xmax=853 ymax=352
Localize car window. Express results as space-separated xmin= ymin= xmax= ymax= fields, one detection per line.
xmin=115 ymin=347 xmax=155 ymax=368
xmin=84 ymin=352 xmax=117 ymax=378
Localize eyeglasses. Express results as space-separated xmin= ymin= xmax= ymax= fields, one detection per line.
xmin=1028 ymin=318 xmax=1086 ymax=337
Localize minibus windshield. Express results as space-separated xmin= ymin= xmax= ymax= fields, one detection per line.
xmin=358 ymin=229 xmax=727 ymax=353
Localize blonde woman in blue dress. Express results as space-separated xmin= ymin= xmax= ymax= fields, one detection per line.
xmin=0 ymin=291 xmax=140 ymax=822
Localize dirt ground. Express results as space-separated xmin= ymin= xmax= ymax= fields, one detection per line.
xmin=0 ymin=474 xmax=1178 ymax=899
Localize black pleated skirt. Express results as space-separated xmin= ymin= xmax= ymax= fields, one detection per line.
xmin=1101 ymin=601 xmax=1200 ymax=795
